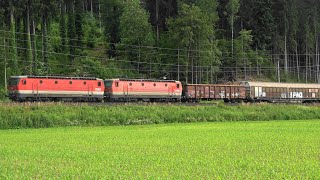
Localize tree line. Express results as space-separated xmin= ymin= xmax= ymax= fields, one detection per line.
xmin=0 ymin=0 xmax=320 ymax=92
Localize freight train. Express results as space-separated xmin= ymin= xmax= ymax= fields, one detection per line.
xmin=7 ymin=75 xmax=320 ymax=103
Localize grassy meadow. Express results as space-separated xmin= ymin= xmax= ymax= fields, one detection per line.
xmin=1 ymin=103 xmax=320 ymax=129
xmin=0 ymin=120 xmax=320 ymax=178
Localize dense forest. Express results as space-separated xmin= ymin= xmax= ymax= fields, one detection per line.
xmin=1 ymin=0 xmax=320 ymax=95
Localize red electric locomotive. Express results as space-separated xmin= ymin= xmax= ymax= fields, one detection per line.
xmin=8 ymin=76 xmax=104 ymax=102
xmin=104 ymin=78 xmax=182 ymax=102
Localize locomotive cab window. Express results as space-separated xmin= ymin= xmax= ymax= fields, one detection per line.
xmin=104 ymin=80 xmax=112 ymax=87
xmin=23 ymin=80 xmax=27 ymax=85
xmin=142 ymin=83 xmax=144 ymax=86
xmin=9 ymin=78 xmax=20 ymax=86
xmin=98 ymin=82 xmax=101 ymax=86
xmin=115 ymin=82 xmax=119 ymax=87
xmin=177 ymin=84 xmax=180 ymax=88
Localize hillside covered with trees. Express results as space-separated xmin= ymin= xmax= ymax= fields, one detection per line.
xmin=0 ymin=0 xmax=320 ymax=96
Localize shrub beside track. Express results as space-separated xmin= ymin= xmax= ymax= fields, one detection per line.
xmin=1 ymin=103 xmax=320 ymax=129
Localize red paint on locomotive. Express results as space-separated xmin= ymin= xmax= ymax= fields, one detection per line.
xmin=104 ymin=79 xmax=182 ymax=101
xmin=8 ymin=76 xmax=104 ymax=101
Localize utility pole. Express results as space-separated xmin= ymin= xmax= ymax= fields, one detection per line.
xmin=207 ymin=66 xmax=209 ymax=83
xmin=138 ymin=46 xmax=140 ymax=74
xmin=90 ymin=0 xmax=93 ymax=16
xmin=241 ymin=20 xmax=246 ymax=80
xmin=98 ymin=0 xmax=102 ymax=34
xmin=191 ymin=57 xmax=193 ymax=84
xmin=231 ymin=11 xmax=235 ymax=79
xmin=156 ymin=0 xmax=159 ymax=43
xmin=4 ymin=38 xmax=7 ymax=93
xmin=149 ymin=58 xmax=151 ymax=78
xmin=178 ymin=48 xmax=180 ymax=81
xmin=210 ymin=65 xmax=213 ymax=84
xmin=277 ymin=58 xmax=280 ymax=83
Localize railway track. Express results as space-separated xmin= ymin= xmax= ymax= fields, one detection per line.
xmin=2 ymin=101 xmax=320 ymax=107
xmin=0 ymin=101 xmax=238 ymax=106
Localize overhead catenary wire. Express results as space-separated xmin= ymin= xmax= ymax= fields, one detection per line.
xmin=0 ymin=39 xmax=273 ymax=68
xmin=0 ymin=44 xmax=295 ymax=72
xmin=1 ymin=30 xmax=320 ymax=84
xmin=3 ymin=31 xmax=317 ymax=64
xmin=1 ymin=43 xmax=319 ymax=71
xmin=0 ymin=35 xmax=282 ymax=70
xmin=0 ymin=29 xmax=275 ymax=55
xmin=0 ymin=35 xmax=221 ymax=62
xmin=0 ymin=55 xmax=316 ymax=74
xmin=0 ymin=38 xmax=319 ymax=68
xmin=2 ymin=34 xmax=318 ymax=69
xmin=1 ymin=55 xmax=319 ymax=85
xmin=0 ymin=35 xmax=276 ymax=61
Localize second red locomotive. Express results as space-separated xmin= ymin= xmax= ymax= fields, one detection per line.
xmin=104 ymin=78 xmax=182 ymax=102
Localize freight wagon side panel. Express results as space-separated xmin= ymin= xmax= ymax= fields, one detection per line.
xmin=184 ymin=84 xmax=246 ymax=102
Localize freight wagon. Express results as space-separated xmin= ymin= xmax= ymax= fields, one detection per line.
xmin=183 ymin=84 xmax=246 ymax=103
xmin=242 ymin=81 xmax=320 ymax=103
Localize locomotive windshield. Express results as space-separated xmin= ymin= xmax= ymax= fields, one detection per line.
xmin=104 ymin=80 xmax=112 ymax=87
xmin=8 ymin=78 xmax=20 ymax=86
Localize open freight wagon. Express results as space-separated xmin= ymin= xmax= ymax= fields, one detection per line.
xmin=183 ymin=84 xmax=246 ymax=103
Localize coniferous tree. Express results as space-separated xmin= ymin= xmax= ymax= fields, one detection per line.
xmin=8 ymin=0 xmax=19 ymax=75
xmin=0 ymin=5 xmax=5 ymax=87
xmin=102 ymin=0 xmax=123 ymax=57
xmin=167 ymin=4 xmax=220 ymax=83
xmin=20 ymin=0 xmax=33 ymax=74
xmin=40 ymin=0 xmax=57 ymax=73
xmin=240 ymin=0 xmax=275 ymax=50
xmin=144 ymin=0 xmax=178 ymax=43
xmin=67 ymin=0 xmax=76 ymax=64
xmin=226 ymin=0 xmax=240 ymax=77
xmin=60 ymin=0 xmax=67 ymax=49
xmin=119 ymin=0 xmax=155 ymax=77
xmin=75 ymin=1 xmax=83 ymax=51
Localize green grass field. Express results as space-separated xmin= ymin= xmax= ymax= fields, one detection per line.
xmin=1 ymin=120 xmax=320 ymax=178
xmin=2 ymin=103 xmax=320 ymax=129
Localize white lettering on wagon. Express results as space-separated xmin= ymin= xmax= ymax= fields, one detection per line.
xmin=95 ymin=88 xmax=101 ymax=91
xmin=289 ymin=92 xmax=303 ymax=98
xmin=231 ymin=93 xmax=240 ymax=97
xmin=219 ymin=91 xmax=225 ymax=98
